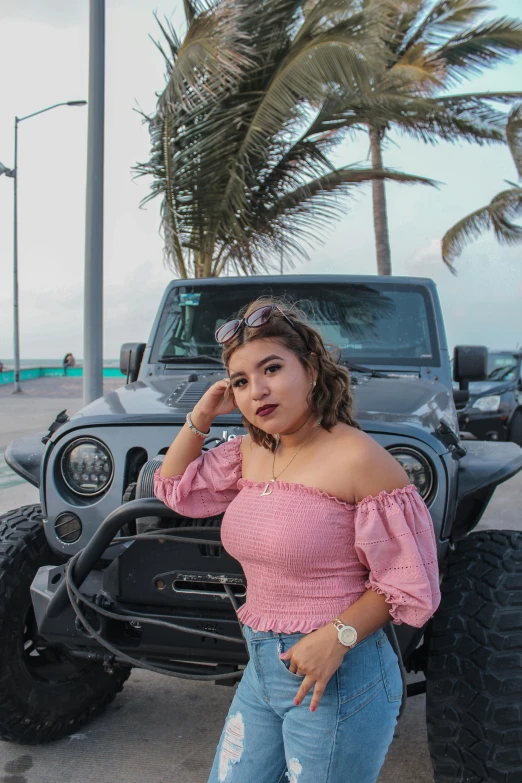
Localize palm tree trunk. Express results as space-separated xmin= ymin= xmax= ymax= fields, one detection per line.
xmin=194 ymin=251 xmax=205 ymax=278
xmin=369 ymin=125 xmax=392 ymax=276
xmin=195 ymin=250 xmax=214 ymax=278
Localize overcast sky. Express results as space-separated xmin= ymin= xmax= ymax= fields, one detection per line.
xmin=0 ymin=0 xmax=521 ymax=362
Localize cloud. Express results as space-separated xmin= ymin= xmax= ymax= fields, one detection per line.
xmin=405 ymin=238 xmax=442 ymax=276
xmin=0 ymin=1 xmax=86 ymax=26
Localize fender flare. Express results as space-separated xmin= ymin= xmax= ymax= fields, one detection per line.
xmin=4 ymin=435 xmax=46 ymax=488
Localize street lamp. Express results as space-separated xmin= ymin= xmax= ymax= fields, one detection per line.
xmin=0 ymin=100 xmax=87 ymax=393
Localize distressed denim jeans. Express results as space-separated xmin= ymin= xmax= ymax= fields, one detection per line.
xmin=207 ymin=624 xmax=402 ymax=783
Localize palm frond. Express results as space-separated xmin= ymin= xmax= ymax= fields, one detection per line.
xmin=158 ymin=0 xmax=254 ymax=112
xmin=236 ymin=23 xmax=376 ymax=154
xmin=432 ymin=17 xmax=522 ymax=83
xmin=182 ymin=0 xmax=206 ymax=27
xmin=398 ymin=0 xmax=494 ymax=56
xmin=506 ymin=103 xmax=522 ymax=179
xmin=217 ymin=15 xmax=382 ymax=229
xmin=405 ymin=92 xmax=513 ymax=143
xmin=317 ymin=90 xmax=512 ymax=145
xmin=442 ymin=186 xmax=522 ymax=270
xmin=211 ymin=164 xmax=435 ymax=276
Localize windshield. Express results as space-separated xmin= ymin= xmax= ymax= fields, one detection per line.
xmin=488 ymin=364 xmax=516 ymax=381
xmin=152 ymin=282 xmax=439 ymax=367
xmin=487 ymin=352 xmax=517 ymax=378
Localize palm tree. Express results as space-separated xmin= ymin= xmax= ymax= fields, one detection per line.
xmin=347 ymin=0 xmax=522 ymax=274
xmin=441 ymin=104 xmax=522 ymax=270
xmin=135 ymin=0 xmax=436 ymax=279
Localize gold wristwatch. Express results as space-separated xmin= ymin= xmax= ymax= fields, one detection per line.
xmin=331 ymin=618 xmax=358 ymax=648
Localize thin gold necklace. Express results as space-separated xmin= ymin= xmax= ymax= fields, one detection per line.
xmin=260 ymin=423 xmax=321 ymax=497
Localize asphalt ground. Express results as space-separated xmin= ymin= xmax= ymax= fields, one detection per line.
xmin=0 ymin=377 xmax=521 ymax=783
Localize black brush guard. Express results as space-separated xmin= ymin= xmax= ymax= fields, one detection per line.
xmin=31 ymin=499 xmax=248 ymax=682
xmin=31 ymin=498 xmax=408 ymax=710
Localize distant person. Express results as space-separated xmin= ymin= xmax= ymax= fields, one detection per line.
xmin=63 ymin=353 xmax=76 ymax=375
xmin=0 ymin=360 xmax=4 ymax=372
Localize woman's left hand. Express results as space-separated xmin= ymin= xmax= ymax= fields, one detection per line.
xmin=279 ymin=624 xmax=347 ymax=712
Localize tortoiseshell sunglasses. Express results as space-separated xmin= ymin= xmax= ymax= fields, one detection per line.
xmin=215 ymin=304 xmax=299 ymax=344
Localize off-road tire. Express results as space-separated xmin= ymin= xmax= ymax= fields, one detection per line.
xmin=426 ymin=530 xmax=522 ymax=783
xmin=0 ymin=504 xmax=131 ymax=744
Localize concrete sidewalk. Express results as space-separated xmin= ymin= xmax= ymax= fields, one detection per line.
xmin=0 ymin=375 xmax=123 ymax=446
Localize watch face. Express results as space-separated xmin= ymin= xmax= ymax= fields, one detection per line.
xmin=339 ymin=626 xmax=357 ymax=647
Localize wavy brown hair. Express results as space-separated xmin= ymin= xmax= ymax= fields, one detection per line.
xmin=221 ymin=297 xmax=360 ymax=451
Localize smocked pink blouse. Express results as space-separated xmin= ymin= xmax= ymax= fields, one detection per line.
xmin=154 ymin=437 xmax=440 ymax=633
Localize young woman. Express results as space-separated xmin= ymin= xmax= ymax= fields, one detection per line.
xmin=154 ymin=299 xmax=440 ymax=783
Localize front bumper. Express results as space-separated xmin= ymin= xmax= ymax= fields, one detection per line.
xmin=458 ymin=411 xmax=509 ymax=441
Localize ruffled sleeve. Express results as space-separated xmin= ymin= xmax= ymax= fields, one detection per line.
xmin=354 ymin=484 xmax=441 ymax=628
xmin=154 ymin=437 xmax=243 ymax=518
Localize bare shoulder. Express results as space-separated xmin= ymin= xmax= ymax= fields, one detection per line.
xmin=332 ymin=424 xmax=410 ymax=504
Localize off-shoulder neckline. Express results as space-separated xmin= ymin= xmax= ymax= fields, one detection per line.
xmin=227 ymin=434 xmax=418 ymax=507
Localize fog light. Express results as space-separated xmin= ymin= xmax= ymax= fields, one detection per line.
xmin=55 ymin=513 xmax=82 ymax=543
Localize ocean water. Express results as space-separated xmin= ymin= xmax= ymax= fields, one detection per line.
xmin=1 ymin=359 xmax=119 ymax=369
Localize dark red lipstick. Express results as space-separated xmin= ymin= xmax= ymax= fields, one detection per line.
xmin=256 ymin=404 xmax=278 ymax=417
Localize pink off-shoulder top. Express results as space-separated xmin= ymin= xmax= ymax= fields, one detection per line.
xmin=154 ymin=437 xmax=441 ymax=633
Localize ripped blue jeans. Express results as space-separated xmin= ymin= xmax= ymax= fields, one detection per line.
xmin=207 ymin=624 xmax=402 ymax=783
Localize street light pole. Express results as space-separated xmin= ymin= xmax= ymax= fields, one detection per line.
xmin=3 ymin=101 xmax=87 ymax=393
xmin=13 ymin=118 xmax=20 ymax=392
xmin=83 ymin=0 xmax=105 ymax=406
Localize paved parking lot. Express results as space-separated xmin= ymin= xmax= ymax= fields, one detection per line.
xmin=0 ymin=378 xmax=521 ymax=782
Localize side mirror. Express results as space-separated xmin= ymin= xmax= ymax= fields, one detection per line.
xmin=453 ymin=345 xmax=488 ymax=391
xmin=120 ymin=343 xmax=146 ymax=383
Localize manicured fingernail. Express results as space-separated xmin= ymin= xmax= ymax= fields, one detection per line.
xmin=294 ymin=698 xmax=300 ymax=706
xmin=310 ymin=705 xmax=316 ymax=712
xmin=279 ymin=653 xmax=285 ymax=658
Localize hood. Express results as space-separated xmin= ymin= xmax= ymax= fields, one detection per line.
xmin=468 ymin=379 xmax=515 ymax=398
xmin=67 ymin=370 xmax=457 ymax=437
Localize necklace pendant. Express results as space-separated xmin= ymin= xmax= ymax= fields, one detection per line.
xmin=260 ymin=480 xmax=274 ymax=497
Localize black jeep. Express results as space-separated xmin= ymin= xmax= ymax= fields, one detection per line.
xmin=2 ymin=275 xmax=522 ymax=783
xmin=457 ymin=349 xmax=522 ymax=446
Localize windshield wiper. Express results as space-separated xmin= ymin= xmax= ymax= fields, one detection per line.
xmin=341 ymin=360 xmax=389 ymax=379
xmin=158 ymin=354 xmax=224 ymax=366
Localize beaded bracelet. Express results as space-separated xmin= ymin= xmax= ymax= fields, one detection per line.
xmin=186 ymin=411 xmax=211 ymax=439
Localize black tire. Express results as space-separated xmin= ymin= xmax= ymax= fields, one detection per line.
xmin=0 ymin=504 xmax=131 ymax=744
xmin=426 ymin=530 xmax=522 ymax=783
xmin=509 ymin=410 xmax=522 ymax=448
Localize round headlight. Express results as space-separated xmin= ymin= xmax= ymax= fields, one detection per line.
xmin=387 ymin=447 xmax=435 ymax=502
xmin=61 ymin=438 xmax=114 ymax=496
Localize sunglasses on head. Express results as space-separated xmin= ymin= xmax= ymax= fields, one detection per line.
xmin=215 ymin=304 xmax=299 ymax=344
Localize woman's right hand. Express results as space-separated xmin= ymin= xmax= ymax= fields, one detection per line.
xmin=191 ymin=379 xmax=237 ymax=430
